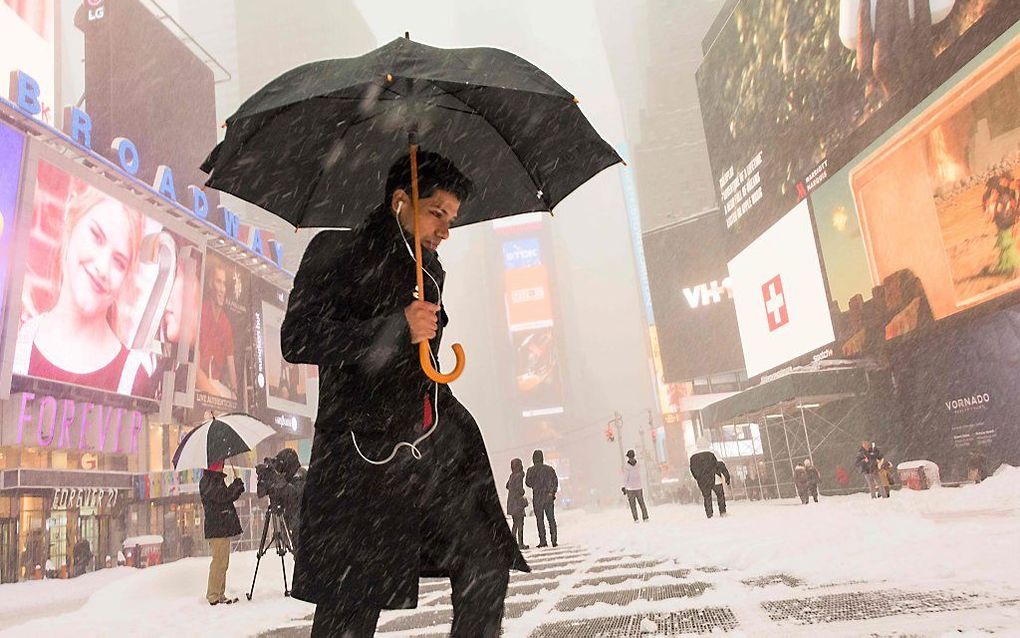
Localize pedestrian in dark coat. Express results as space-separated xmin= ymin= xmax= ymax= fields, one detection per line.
xmin=506 ymin=458 xmax=529 ymax=550
xmin=526 ymin=449 xmax=559 ymax=547
xmin=855 ymin=441 xmax=882 ymax=498
xmin=281 ymin=152 xmax=528 ymax=637
xmin=72 ymin=538 xmax=92 ymax=577
xmin=794 ymin=463 xmax=810 ymax=504
xmin=804 ymin=459 xmax=821 ymax=503
xmin=199 ymin=461 xmax=245 ymax=605
xmin=689 ymin=440 xmax=730 ymax=518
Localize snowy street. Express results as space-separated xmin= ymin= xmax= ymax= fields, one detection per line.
xmin=3 ymin=470 xmax=1019 ymax=637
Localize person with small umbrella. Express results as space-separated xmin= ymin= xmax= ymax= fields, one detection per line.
xmin=200 ymin=459 xmax=244 ymax=606
xmin=202 ymin=36 xmax=621 ymax=636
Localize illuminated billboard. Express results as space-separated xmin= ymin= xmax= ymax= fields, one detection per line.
xmin=12 ymin=157 xmax=202 ymax=403
xmin=728 ymin=201 xmax=835 ymax=377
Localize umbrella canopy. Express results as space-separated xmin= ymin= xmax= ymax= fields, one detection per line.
xmin=172 ymin=413 xmax=275 ymax=471
xmin=200 ymin=36 xmax=622 ymax=229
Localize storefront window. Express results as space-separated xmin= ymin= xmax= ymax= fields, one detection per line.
xmin=149 ymin=424 xmax=164 ymax=472
xmin=19 ymin=496 xmax=46 ymax=580
xmin=47 ymin=511 xmax=67 ymax=577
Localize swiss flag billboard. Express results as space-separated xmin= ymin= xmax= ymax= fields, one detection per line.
xmin=727 ymin=200 xmax=835 ymax=377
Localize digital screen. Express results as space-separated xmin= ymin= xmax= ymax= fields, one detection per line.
xmin=697 ymin=0 xmax=1015 ymax=240
xmin=194 ymin=250 xmax=251 ymax=414
xmin=845 ymin=30 xmax=1020 ymax=321
xmin=251 ymin=279 xmax=315 ymax=436
xmin=513 ymin=326 xmax=564 ymax=418
xmin=728 ymin=200 xmax=836 ymax=377
xmin=643 ymin=212 xmax=744 ymax=382
xmin=0 ymin=122 xmax=26 ymax=340
xmin=12 ymin=158 xmax=202 ymax=401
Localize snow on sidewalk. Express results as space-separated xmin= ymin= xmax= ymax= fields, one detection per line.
xmin=3 ymin=467 xmax=1020 ymax=637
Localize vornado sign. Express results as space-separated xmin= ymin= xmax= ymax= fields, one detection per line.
xmin=945 ymin=393 xmax=992 ymax=413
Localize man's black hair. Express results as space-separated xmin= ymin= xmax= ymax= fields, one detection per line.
xmin=384 ymin=150 xmax=473 ymax=208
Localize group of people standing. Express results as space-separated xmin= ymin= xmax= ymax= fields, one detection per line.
xmin=505 ymin=450 xmax=560 ymax=550
xmin=856 ymin=440 xmax=896 ymax=498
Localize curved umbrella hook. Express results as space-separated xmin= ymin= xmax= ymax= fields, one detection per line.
xmin=410 ymin=139 xmax=466 ymax=384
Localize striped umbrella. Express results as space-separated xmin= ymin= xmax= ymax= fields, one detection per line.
xmin=172 ymin=413 xmax=275 ymax=470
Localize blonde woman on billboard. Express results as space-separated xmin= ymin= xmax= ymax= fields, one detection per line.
xmin=13 ymin=185 xmax=150 ymax=395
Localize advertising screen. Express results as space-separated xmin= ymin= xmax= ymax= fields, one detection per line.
xmin=251 ymin=279 xmax=315 ymax=436
xmin=812 ymin=27 xmax=1020 ymax=325
xmin=728 ymin=200 xmax=836 ymax=377
xmin=890 ymin=300 xmax=1020 ymax=470
xmin=74 ymin=0 xmax=219 ymax=218
xmin=697 ymin=0 xmax=1016 ymax=238
xmin=513 ymin=327 xmax=564 ymax=418
xmin=194 ymin=250 xmax=251 ymax=414
xmin=0 ymin=0 xmax=55 ymax=124
xmin=12 ymin=158 xmax=202 ymax=402
xmin=643 ymin=212 xmax=744 ymax=382
xmin=0 ymin=122 xmax=25 ymax=339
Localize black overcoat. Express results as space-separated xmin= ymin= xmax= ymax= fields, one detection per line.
xmin=281 ymin=210 xmax=528 ymax=609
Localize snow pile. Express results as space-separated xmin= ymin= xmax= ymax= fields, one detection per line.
xmin=0 ymin=554 xmax=312 ymax=638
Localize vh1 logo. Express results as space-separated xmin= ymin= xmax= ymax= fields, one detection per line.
xmin=682 ymin=278 xmax=733 ymax=309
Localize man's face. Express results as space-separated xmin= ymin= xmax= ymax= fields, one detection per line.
xmin=212 ymin=267 xmax=227 ymax=307
xmin=393 ymin=188 xmax=461 ymax=253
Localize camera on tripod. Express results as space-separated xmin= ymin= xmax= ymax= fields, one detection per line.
xmin=248 ymin=455 xmax=296 ymax=601
xmin=255 ymin=456 xmax=287 ymax=505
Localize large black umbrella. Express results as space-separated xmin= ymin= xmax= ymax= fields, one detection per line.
xmin=201 ymin=36 xmax=621 ymax=382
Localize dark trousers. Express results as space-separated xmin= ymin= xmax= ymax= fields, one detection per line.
xmin=511 ymin=513 xmax=525 ymax=546
xmin=310 ymin=563 xmax=510 ymax=637
xmin=625 ymin=489 xmax=649 ymax=521
xmin=700 ymin=483 xmax=726 ymax=518
xmin=534 ymin=501 xmax=557 ymax=545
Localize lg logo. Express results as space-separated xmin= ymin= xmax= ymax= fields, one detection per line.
xmin=85 ymin=0 xmax=105 ymax=22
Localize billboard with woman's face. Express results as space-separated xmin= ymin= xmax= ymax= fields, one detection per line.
xmin=11 ymin=159 xmax=202 ymax=403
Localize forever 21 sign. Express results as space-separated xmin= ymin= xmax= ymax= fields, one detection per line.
xmin=52 ymin=488 xmax=119 ymax=510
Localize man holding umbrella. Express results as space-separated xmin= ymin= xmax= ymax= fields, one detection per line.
xmin=200 ymin=460 xmax=245 ymax=605
xmin=202 ymin=36 xmax=621 ymax=637
xmin=282 ymin=153 xmax=529 ymax=636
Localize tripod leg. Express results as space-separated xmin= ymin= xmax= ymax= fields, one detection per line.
xmin=246 ymin=511 xmax=273 ymax=601
xmin=273 ymin=515 xmax=292 ymax=597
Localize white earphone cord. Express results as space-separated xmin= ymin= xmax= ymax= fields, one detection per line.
xmin=351 ymin=202 xmax=442 ymax=465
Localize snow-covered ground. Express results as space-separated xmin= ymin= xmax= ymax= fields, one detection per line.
xmin=2 ymin=467 xmax=1019 ymax=637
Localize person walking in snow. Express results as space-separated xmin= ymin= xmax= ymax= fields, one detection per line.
xmin=506 ymin=458 xmax=529 ymax=550
xmin=794 ymin=462 xmax=810 ymax=504
xmin=689 ymin=440 xmax=730 ymax=518
xmin=855 ymin=440 xmax=882 ymax=498
xmin=526 ymin=450 xmax=559 ymax=547
xmin=622 ymin=449 xmax=649 ymax=523
xmin=804 ymin=459 xmax=821 ymax=503
xmin=877 ymin=459 xmax=896 ymax=498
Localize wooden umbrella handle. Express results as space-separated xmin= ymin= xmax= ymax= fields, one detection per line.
xmin=410 ymin=141 xmax=466 ymax=384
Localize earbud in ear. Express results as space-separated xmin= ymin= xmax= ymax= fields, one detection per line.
xmin=396 ymin=201 xmax=404 ymax=214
